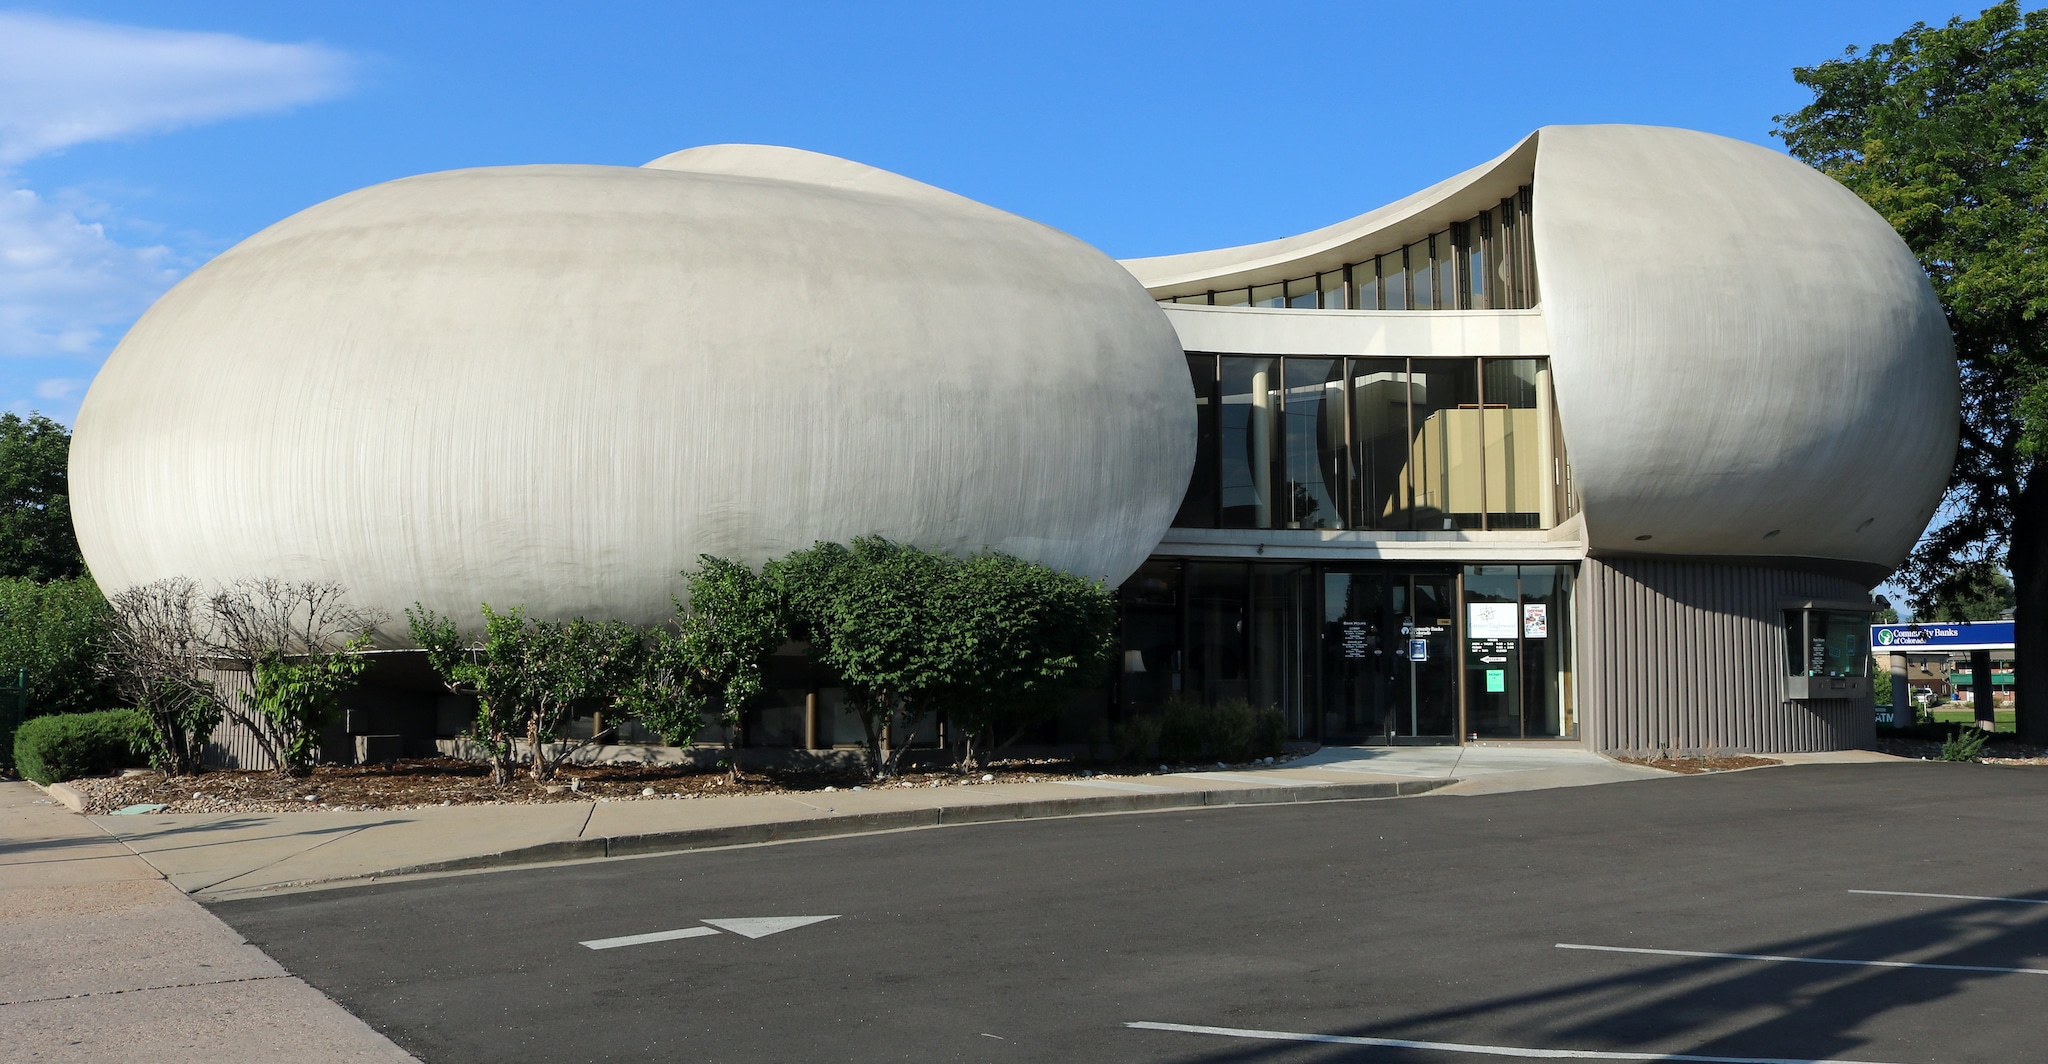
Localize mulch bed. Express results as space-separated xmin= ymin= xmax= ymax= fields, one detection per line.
xmin=1615 ymin=755 xmax=1782 ymax=774
xmin=57 ymin=753 xmax=1304 ymax=815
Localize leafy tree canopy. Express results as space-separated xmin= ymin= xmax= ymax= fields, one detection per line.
xmin=1775 ymin=1 xmax=2048 ymax=614
xmin=1923 ymin=563 xmax=2017 ymax=621
xmin=0 ymin=413 xmax=83 ymax=582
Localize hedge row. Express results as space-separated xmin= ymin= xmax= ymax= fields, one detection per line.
xmin=12 ymin=709 xmax=147 ymax=785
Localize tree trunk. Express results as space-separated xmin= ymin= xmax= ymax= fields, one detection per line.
xmin=2013 ymin=464 xmax=2048 ymax=745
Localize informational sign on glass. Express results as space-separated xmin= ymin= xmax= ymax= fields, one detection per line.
xmin=1468 ymin=602 xmax=1516 ymax=640
xmin=1522 ymin=603 xmax=1547 ymax=639
xmin=1486 ymin=668 xmax=1506 ymax=692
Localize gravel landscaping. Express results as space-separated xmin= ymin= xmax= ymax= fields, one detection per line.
xmin=57 ymin=752 xmax=1311 ymax=815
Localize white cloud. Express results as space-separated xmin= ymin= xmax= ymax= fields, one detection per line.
xmin=0 ymin=12 xmax=354 ymax=380
xmin=0 ymin=11 xmax=352 ymax=165
xmin=0 ymin=181 xmax=180 ymax=358
xmin=34 ymin=376 xmax=86 ymax=400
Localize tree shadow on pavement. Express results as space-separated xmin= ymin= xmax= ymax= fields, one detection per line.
xmin=1153 ymin=894 xmax=2048 ymax=1062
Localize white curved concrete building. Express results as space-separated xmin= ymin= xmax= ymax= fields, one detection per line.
xmin=71 ymin=146 xmax=1191 ymax=635
xmin=72 ymin=124 xmax=1954 ymax=759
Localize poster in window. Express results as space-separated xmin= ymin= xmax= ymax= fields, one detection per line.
xmin=1523 ymin=603 xmax=1548 ymax=639
xmin=1468 ymin=602 xmax=1516 ymax=640
xmin=1485 ymin=668 xmax=1506 ymax=692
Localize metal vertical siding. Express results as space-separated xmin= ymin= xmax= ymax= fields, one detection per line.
xmin=1578 ymin=557 xmax=1874 ymax=755
xmin=201 ymin=669 xmax=276 ymax=770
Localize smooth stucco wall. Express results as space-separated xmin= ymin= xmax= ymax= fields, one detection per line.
xmin=1534 ymin=125 xmax=1956 ymax=572
xmin=71 ymin=150 xmax=1192 ymax=640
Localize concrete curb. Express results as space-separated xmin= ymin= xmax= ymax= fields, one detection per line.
xmin=204 ymin=777 xmax=1453 ymax=899
xmin=32 ymin=780 xmax=86 ymax=812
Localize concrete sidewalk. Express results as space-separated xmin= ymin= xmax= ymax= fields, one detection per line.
xmin=0 ymin=781 xmax=417 ymax=1063
xmin=75 ymin=745 xmax=1683 ymax=903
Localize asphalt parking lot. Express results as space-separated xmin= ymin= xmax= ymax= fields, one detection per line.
xmin=211 ymin=763 xmax=2048 ymax=1063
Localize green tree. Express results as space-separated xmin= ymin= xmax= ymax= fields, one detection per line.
xmin=0 ymin=576 xmax=117 ymax=716
xmin=769 ymin=539 xmax=941 ymax=778
xmin=1775 ymin=1 xmax=2048 ymax=741
xmin=1924 ymin=563 xmax=2017 ymax=621
xmin=674 ymin=556 xmax=785 ymax=782
xmin=408 ymin=604 xmax=642 ymax=782
xmin=0 ymin=413 xmax=83 ymax=582
xmin=409 ymin=603 xmax=529 ymax=785
xmin=620 ymin=625 xmax=706 ymax=749
xmin=927 ymin=552 xmax=1117 ymax=771
xmin=521 ymin=616 xmax=641 ymax=781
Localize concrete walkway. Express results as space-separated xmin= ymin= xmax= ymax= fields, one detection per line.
xmin=71 ymin=745 xmax=1684 ymax=903
xmin=0 ymin=781 xmax=417 ymax=1063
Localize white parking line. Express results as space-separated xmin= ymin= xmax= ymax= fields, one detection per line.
xmin=1556 ymin=942 xmax=2048 ymax=976
xmin=1849 ymin=889 xmax=2048 ymax=905
xmin=1167 ymin=772 xmax=1332 ymax=787
xmin=1125 ymin=1020 xmax=1904 ymax=1063
xmin=1052 ymin=779 xmax=1175 ymax=793
xmin=580 ymin=926 xmax=721 ymax=950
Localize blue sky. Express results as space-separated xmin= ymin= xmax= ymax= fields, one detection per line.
xmin=0 ymin=0 xmax=1985 ymax=426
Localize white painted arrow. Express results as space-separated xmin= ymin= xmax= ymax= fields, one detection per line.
xmin=580 ymin=926 xmax=720 ymax=950
xmin=701 ymin=915 xmax=840 ymax=939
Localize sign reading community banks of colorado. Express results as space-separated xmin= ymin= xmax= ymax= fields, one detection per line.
xmin=1871 ymin=620 xmax=2014 ymax=652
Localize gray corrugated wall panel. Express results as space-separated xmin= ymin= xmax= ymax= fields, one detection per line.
xmin=202 ymin=669 xmax=268 ymax=770
xmin=1577 ymin=557 xmax=1874 ymax=755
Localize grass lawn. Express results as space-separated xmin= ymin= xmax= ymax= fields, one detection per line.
xmin=1924 ymin=707 xmax=2017 ymax=732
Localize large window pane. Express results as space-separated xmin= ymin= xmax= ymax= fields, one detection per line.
xmin=1464 ymin=564 xmax=1521 ymax=737
xmin=1352 ymin=261 xmax=1378 ymax=310
xmin=1287 ymin=277 xmax=1319 ymax=309
xmin=1252 ymin=564 xmax=1315 ymax=738
xmin=1319 ymin=270 xmax=1346 ymax=309
xmin=1409 ymin=358 xmax=1482 ymax=529
xmin=1349 ymin=357 xmax=1411 ymax=529
xmin=1380 ymin=252 xmax=1407 ymax=310
xmin=1496 ymin=199 xmax=1520 ymax=308
xmin=1215 ymin=288 xmax=1251 ymax=307
xmin=1469 ymin=213 xmax=1492 ymax=309
xmin=1282 ymin=358 xmax=1344 ymax=529
xmin=1435 ymin=230 xmax=1459 ymax=309
xmin=1186 ymin=563 xmax=1249 ymax=703
xmin=1252 ymin=282 xmax=1286 ymax=308
xmin=1219 ymin=356 xmax=1277 ymax=528
xmin=1407 ymin=240 xmax=1434 ymax=310
xmin=1482 ymin=358 xmax=1545 ymax=529
xmin=1518 ymin=565 xmax=1574 ymax=738
xmin=1118 ymin=560 xmax=1182 ymax=711
xmin=1174 ymin=354 xmax=1219 ymax=527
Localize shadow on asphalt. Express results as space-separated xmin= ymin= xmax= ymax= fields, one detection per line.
xmin=1163 ymin=894 xmax=2048 ymax=1061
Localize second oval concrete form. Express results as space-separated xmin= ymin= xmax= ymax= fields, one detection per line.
xmin=69 ymin=146 xmax=1194 ymax=636
xmin=1124 ymin=124 xmax=1957 ymax=579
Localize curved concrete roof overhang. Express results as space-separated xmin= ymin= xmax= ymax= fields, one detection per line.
xmin=1121 ymin=124 xmax=1958 ymax=582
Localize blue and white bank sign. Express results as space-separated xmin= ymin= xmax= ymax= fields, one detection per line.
xmin=1871 ymin=620 xmax=2014 ymax=651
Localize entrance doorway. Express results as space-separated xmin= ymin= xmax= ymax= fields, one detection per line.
xmin=1321 ymin=571 xmax=1458 ymax=743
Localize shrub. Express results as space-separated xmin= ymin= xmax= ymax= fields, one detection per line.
xmin=1112 ymin=715 xmax=1161 ymax=762
xmin=1940 ymin=725 xmax=1990 ymax=763
xmin=13 ymin=709 xmax=145 ymax=784
xmin=1157 ymin=696 xmax=1287 ymax=764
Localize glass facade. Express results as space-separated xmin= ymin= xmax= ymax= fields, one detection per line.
xmin=1117 ymin=560 xmax=1577 ymax=743
xmin=1162 ymin=186 xmax=1537 ymax=311
xmin=1178 ymin=354 xmax=1575 ymax=532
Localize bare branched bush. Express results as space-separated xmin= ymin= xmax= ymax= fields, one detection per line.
xmin=208 ymin=579 xmax=384 ymax=776
xmin=101 ymin=578 xmax=218 ymax=775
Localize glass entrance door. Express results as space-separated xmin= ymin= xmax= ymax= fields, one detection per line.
xmin=1322 ymin=571 xmax=1458 ymax=743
